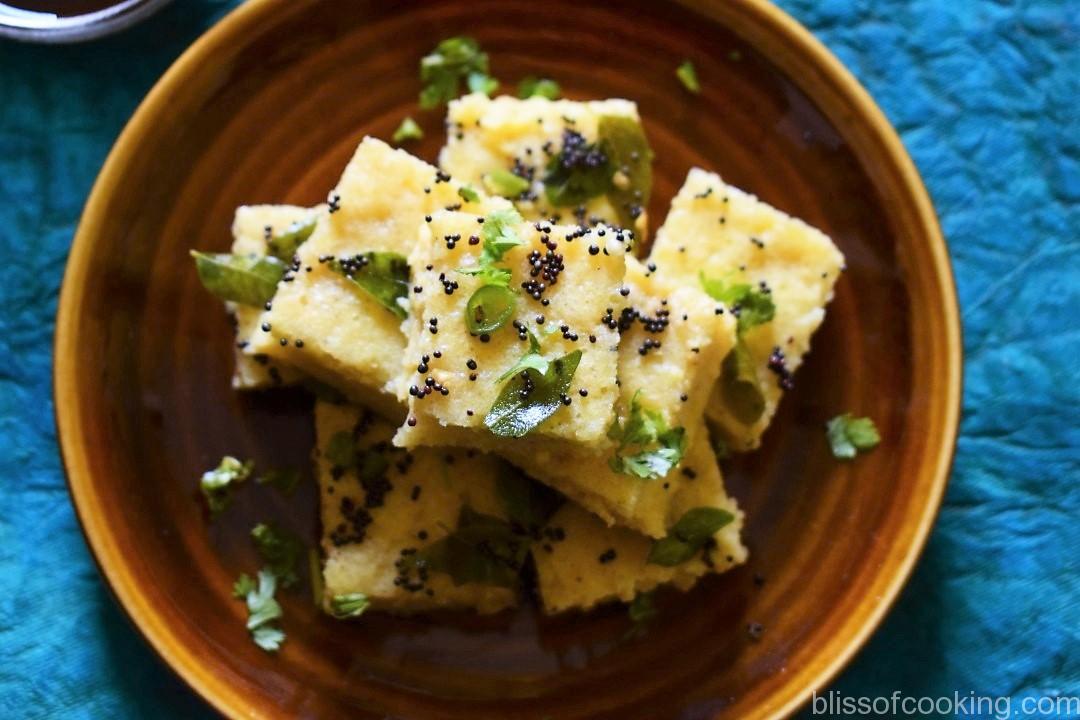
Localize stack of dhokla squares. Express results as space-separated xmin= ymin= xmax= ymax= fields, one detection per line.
xmin=200 ymin=93 xmax=844 ymax=616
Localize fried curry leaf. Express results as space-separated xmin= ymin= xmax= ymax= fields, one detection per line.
xmin=190 ymin=251 xmax=286 ymax=307
xmin=495 ymin=466 xmax=564 ymax=533
xmin=607 ymin=390 xmax=687 ymax=480
xmin=647 ymin=507 xmax=735 ymax=567
xmin=485 ymin=349 xmax=582 ymax=438
xmin=413 ymin=506 xmax=526 ymax=588
xmin=597 ymin=115 xmax=653 ymax=229
xmin=266 ymin=217 xmax=317 ymax=261
xmin=543 ymin=128 xmax=614 ymax=207
xmin=328 ymin=251 xmax=410 ymax=320
xmin=720 ymin=339 xmax=766 ymax=425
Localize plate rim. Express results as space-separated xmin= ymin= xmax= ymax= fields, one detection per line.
xmin=53 ymin=0 xmax=962 ymax=718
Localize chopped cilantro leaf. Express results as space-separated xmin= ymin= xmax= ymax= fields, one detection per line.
xmin=252 ymin=626 xmax=286 ymax=652
xmin=199 ymin=456 xmax=253 ymax=517
xmin=676 ymin=60 xmax=700 ymax=94
xmin=391 ymin=116 xmax=424 ymax=144
xmin=826 ymin=414 xmax=880 ymax=459
xmin=256 ymin=468 xmax=302 ymax=495
xmin=467 ymin=71 xmax=499 ymax=96
xmin=518 ymin=76 xmax=561 ymax=100
xmin=232 ymin=573 xmax=255 ymax=598
xmin=236 ymin=569 xmax=285 ymax=652
xmin=251 ymin=523 xmax=305 ymax=588
xmin=329 ymin=593 xmax=371 ymax=619
xmin=607 ymin=391 xmax=688 ymax=480
xmin=419 ymin=36 xmax=492 ymax=109
xmin=699 ymin=271 xmax=775 ymax=333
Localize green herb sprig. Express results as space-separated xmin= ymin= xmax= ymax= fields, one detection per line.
xmin=233 ymin=569 xmax=286 ymax=652
xmin=419 ymin=37 xmax=496 ymax=108
xmin=518 ymin=76 xmax=561 ymax=100
xmin=826 ymin=414 xmax=880 ymax=459
xmin=607 ymin=391 xmax=688 ymax=480
xmin=327 ymin=251 xmax=410 ymax=319
xmin=392 ymin=116 xmax=424 ymax=144
xmin=199 ymin=456 xmax=253 ymax=517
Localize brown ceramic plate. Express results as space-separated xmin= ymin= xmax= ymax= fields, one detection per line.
xmin=54 ymin=0 xmax=961 ymax=718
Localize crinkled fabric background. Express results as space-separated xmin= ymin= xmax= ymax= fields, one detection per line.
xmin=0 ymin=1 xmax=1076 ymax=717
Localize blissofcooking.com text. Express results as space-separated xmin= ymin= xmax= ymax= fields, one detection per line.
xmin=811 ymin=690 xmax=1080 ymax=719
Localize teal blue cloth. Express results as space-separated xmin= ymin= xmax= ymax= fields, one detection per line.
xmin=0 ymin=2 xmax=1076 ymax=718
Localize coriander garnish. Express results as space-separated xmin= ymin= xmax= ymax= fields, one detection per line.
xmin=607 ymin=390 xmax=688 ymax=480
xmin=234 ymin=569 xmax=286 ymax=652
xmin=676 ymin=60 xmax=700 ymax=94
xmin=329 ymin=593 xmax=371 ymax=619
xmin=251 ymin=522 xmax=305 ymax=588
xmin=392 ymin=116 xmax=424 ymax=144
xmin=199 ymin=455 xmax=253 ymax=517
xmin=826 ymin=414 xmax=880 ymax=459
xmin=518 ymin=76 xmax=561 ymax=100
xmin=419 ymin=36 xmax=495 ymax=109
xmin=699 ymin=271 xmax=775 ymax=333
